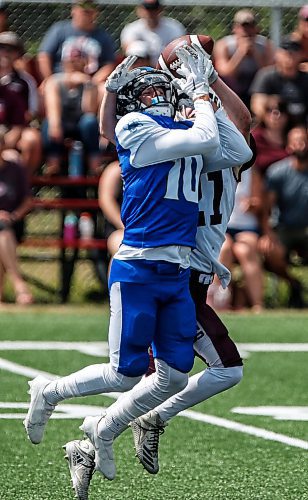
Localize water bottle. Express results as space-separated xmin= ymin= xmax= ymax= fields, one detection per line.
xmin=79 ymin=212 xmax=94 ymax=240
xmin=63 ymin=212 xmax=78 ymax=243
xmin=68 ymin=140 xmax=84 ymax=177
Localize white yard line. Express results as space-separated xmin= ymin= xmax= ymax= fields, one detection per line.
xmin=0 ymin=341 xmax=109 ymax=357
xmin=180 ymin=410 xmax=308 ymax=450
xmin=0 ymin=342 xmax=307 ymax=451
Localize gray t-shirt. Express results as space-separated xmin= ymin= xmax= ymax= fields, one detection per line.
xmin=39 ymin=20 xmax=115 ymax=74
xmin=266 ymin=157 xmax=308 ymax=227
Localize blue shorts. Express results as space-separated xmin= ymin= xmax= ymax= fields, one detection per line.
xmin=108 ymin=259 xmax=196 ymax=376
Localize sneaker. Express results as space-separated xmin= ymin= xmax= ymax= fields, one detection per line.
xmin=63 ymin=439 xmax=95 ymax=500
xmin=130 ymin=411 xmax=166 ymax=474
xmin=23 ymin=375 xmax=55 ymax=444
xmin=80 ymin=416 xmax=116 ymax=480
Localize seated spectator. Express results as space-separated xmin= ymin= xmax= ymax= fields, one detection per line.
xmin=209 ymin=166 xmax=264 ymax=312
xmin=259 ymin=125 xmax=308 ymax=307
xmin=98 ymin=160 xmax=123 ymax=258
xmin=250 ymin=37 xmax=308 ymax=125
xmin=0 ymin=31 xmax=42 ymax=174
xmin=120 ymin=0 xmax=186 ymax=67
xmin=290 ymin=4 xmax=308 ymax=71
xmin=0 ymin=131 xmax=33 ymax=305
xmin=41 ymin=42 xmax=101 ymax=176
xmin=213 ymin=9 xmax=275 ymax=109
xmin=38 ymin=0 xmax=115 ymax=85
xmin=252 ymin=96 xmax=290 ymax=177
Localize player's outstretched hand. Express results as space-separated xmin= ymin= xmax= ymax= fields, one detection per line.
xmin=174 ymin=45 xmax=212 ymax=99
xmin=105 ymin=56 xmax=138 ymax=93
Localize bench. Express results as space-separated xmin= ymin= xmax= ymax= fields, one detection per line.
xmin=20 ymin=174 xmax=110 ymax=303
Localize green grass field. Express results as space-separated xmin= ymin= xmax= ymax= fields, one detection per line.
xmin=0 ymin=307 xmax=307 ymax=500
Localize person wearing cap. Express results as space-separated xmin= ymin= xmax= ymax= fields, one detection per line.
xmin=120 ymin=0 xmax=186 ymax=67
xmin=0 ymin=31 xmax=42 ymax=173
xmin=213 ymin=9 xmax=275 ymax=109
xmin=250 ymin=36 xmax=308 ymax=125
xmin=38 ymin=0 xmax=115 ymax=84
xmin=41 ymin=39 xmax=101 ymax=176
xmin=290 ymin=5 xmax=308 ymax=70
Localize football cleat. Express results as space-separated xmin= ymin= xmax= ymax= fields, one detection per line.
xmin=80 ymin=416 xmax=116 ymax=480
xmin=63 ymin=439 xmax=95 ymax=500
xmin=23 ymin=375 xmax=55 ymax=444
xmin=130 ymin=411 xmax=166 ymax=474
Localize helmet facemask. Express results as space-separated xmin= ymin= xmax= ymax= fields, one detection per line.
xmin=116 ymin=69 xmax=179 ymax=119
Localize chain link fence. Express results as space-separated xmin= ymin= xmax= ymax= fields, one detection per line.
xmin=5 ymin=1 xmax=303 ymax=54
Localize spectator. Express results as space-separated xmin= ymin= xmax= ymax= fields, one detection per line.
xmin=0 ymin=31 xmax=42 ymax=173
xmin=0 ymin=4 xmax=8 ymax=33
xmin=0 ymin=131 xmax=33 ymax=305
xmin=124 ymin=40 xmax=152 ymax=67
xmin=290 ymin=4 xmax=308 ymax=70
xmin=120 ymin=0 xmax=186 ymax=67
xmin=98 ymin=160 xmax=123 ymax=258
xmin=250 ymin=37 xmax=308 ymax=125
xmin=38 ymin=0 xmax=115 ymax=85
xmin=213 ymin=9 xmax=275 ymax=109
xmin=41 ymin=42 xmax=101 ymax=176
xmin=259 ymin=125 xmax=308 ymax=307
xmin=252 ymin=96 xmax=290 ymax=176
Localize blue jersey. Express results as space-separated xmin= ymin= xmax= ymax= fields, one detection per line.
xmin=115 ymin=113 xmax=203 ymax=249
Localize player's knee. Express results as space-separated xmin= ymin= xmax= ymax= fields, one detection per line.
xmin=106 ymin=364 xmax=141 ymax=391
xmin=156 ymin=359 xmax=188 ymax=395
xmin=223 ymin=366 xmax=243 ymax=389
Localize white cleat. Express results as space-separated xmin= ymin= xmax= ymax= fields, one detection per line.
xmin=63 ymin=439 xmax=95 ymax=500
xmin=23 ymin=375 xmax=55 ymax=444
xmin=80 ymin=416 xmax=116 ymax=480
xmin=130 ymin=411 xmax=166 ymax=474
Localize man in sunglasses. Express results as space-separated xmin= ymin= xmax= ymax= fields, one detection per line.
xmin=213 ymin=9 xmax=275 ymax=109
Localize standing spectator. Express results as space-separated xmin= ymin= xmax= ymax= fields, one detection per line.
xmin=41 ymin=42 xmax=101 ymax=176
xmin=250 ymin=37 xmax=308 ymax=125
xmin=120 ymin=0 xmax=186 ymax=67
xmin=260 ymin=125 xmax=308 ymax=307
xmin=37 ymin=0 xmax=115 ymax=84
xmin=290 ymin=4 xmax=308 ymax=70
xmin=213 ymin=9 xmax=275 ymax=109
xmin=0 ymin=31 xmax=42 ymax=173
xmin=0 ymin=131 xmax=33 ymax=305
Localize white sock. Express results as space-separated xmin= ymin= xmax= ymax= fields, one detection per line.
xmin=43 ymin=363 xmax=140 ymax=405
xmin=98 ymin=359 xmax=188 ymax=438
xmin=156 ymin=366 xmax=243 ymax=422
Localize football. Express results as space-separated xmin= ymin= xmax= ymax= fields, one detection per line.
xmin=157 ymin=34 xmax=214 ymax=77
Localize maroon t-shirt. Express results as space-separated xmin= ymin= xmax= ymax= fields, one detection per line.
xmin=0 ymin=160 xmax=29 ymax=212
xmin=0 ymin=71 xmax=29 ymax=126
xmin=252 ymin=126 xmax=289 ymax=176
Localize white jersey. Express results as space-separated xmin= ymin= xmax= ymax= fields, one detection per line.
xmin=190 ymin=107 xmax=251 ymax=288
xmin=190 ymin=167 xmax=238 ymax=288
xmin=120 ymin=17 xmax=186 ymax=66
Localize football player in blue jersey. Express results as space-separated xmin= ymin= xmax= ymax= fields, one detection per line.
xmin=100 ymin=46 xmax=256 ymax=475
xmin=24 ymin=46 xmax=252 ymax=498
